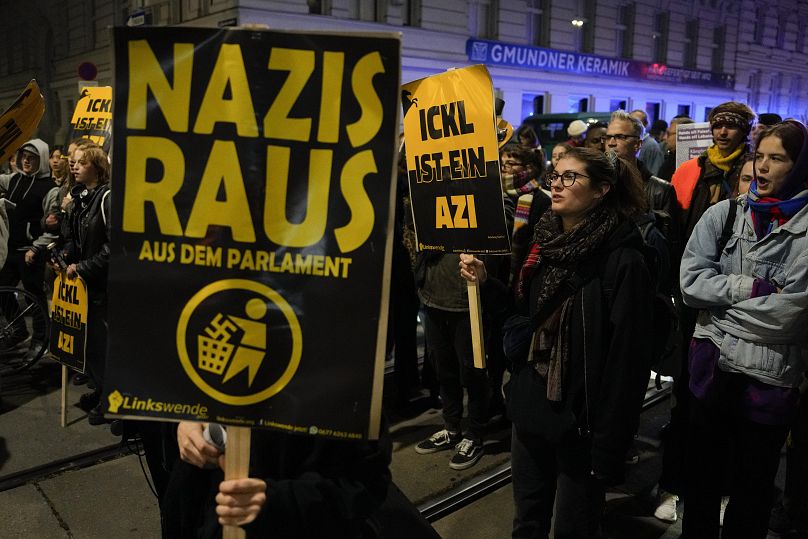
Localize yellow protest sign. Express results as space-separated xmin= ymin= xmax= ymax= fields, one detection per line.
xmin=68 ymin=86 xmax=112 ymax=151
xmin=402 ymin=65 xmax=510 ymax=253
xmin=49 ymin=273 xmax=89 ymax=372
xmin=0 ymin=80 xmax=45 ymax=163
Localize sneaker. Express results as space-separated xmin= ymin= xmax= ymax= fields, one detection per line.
xmin=87 ymin=404 xmax=107 ymax=426
xmin=449 ymin=438 xmax=484 ymax=470
xmin=625 ymin=445 xmax=640 ymax=465
xmin=78 ymin=391 xmax=100 ymax=412
xmin=72 ymin=373 xmax=88 ymax=386
xmin=654 ymin=489 xmax=679 ymax=523
xmin=415 ymin=429 xmax=461 ymax=454
xmin=719 ymin=496 xmax=729 ymax=527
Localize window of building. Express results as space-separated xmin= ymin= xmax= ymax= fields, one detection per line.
xmin=645 ymin=102 xmax=661 ymax=124
xmin=527 ymin=0 xmax=551 ymax=47
xmin=578 ymin=0 xmax=596 ymax=53
xmin=677 ymin=104 xmax=691 ymax=117
xmin=797 ymin=21 xmax=807 ymax=53
xmin=711 ymin=25 xmax=725 ymax=72
xmin=753 ymin=7 xmax=765 ymax=44
xmin=769 ymin=72 xmax=782 ymax=113
xmin=789 ymin=75 xmax=802 ymax=116
xmin=469 ymin=0 xmax=498 ymax=39
xmin=352 ymin=0 xmax=386 ymax=22
xmin=615 ymin=2 xmax=635 ymax=58
xmin=403 ymin=0 xmax=422 ymax=27
xmin=610 ymin=98 xmax=628 ymax=111
xmin=522 ymin=93 xmax=545 ymax=119
xmin=703 ymin=107 xmax=713 ymax=122
xmin=652 ymin=12 xmax=669 ymax=64
xmin=308 ymin=0 xmax=332 ymax=16
xmin=569 ymin=95 xmax=589 ymax=113
xmin=776 ymin=12 xmax=787 ymax=49
xmin=684 ymin=19 xmax=698 ymax=69
xmin=748 ymin=71 xmax=761 ymax=111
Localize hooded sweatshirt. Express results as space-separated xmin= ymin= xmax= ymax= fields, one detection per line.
xmin=0 ymin=139 xmax=55 ymax=251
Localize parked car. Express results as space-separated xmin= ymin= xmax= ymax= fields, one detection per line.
xmin=519 ymin=112 xmax=612 ymax=161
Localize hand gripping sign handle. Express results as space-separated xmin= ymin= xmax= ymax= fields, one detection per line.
xmin=466 ymin=280 xmax=486 ymax=369
xmin=223 ymin=426 xmax=252 ymax=539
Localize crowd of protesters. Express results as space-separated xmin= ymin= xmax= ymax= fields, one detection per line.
xmin=391 ymin=100 xmax=808 ymax=538
xmin=2 ymin=95 xmax=807 ymax=538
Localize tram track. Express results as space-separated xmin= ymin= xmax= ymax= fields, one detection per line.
xmin=417 ymin=382 xmax=672 ymax=523
xmin=0 ymin=442 xmax=129 ymax=493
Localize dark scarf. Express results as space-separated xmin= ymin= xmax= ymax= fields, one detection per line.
xmin=516 ymin=203 xmax=617 ymax=308
xmin=516 ymin=205 xmax=618 ymax=402
xmin=748 ymin=120 xmax=808 ymax=239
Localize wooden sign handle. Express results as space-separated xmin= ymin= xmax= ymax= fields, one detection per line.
xmin=466 ymin=280 xmax=486 ymax=369
xmin=60 ymin=365 xmax=68 ymax=428
xmin=223 ymin=426 xmax=252 ymax=539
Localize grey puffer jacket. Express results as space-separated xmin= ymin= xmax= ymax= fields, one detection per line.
xmin=680 ymin=194 xmax=808 ymax=388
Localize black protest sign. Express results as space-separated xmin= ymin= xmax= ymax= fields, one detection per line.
xmin=104 ymin=27 xmax=400 ymax=440
xmin=49 ymin=274 xmax=89 ymax=372
xmin=402 ymin=65 xmax=510 ymax=254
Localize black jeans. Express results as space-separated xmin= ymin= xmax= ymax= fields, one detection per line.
xmin=683 ymin=384 xmax=789 ymax=539
xmin=422 ymin=306 xmax=489 ymax=442
xmin=85 ymin=299 xmax=108 ymax=393
xmin=511 ymin=427 xmax=605 ymax=539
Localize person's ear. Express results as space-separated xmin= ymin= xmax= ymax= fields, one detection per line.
xmin=593 ymin=183 xmax=612 ymax=199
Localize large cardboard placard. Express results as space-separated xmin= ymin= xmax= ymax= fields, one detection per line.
xmin=402 ymin=65 xmax=510 ymax=254
xmin=0 ymin=80 xmax=45 ymax=163
xmin=49 ymin=274 xmax=88 ymax=372
xmin=67 ymin=86 xmax=113 ymax=153
xmin=104 ymin=26 xmax=401 ymax=440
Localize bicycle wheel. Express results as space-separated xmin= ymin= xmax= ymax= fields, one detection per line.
xmin=0 ymin=286 xmax=49 ymax=376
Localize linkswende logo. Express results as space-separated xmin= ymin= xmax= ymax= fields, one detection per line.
xmin=107 ymin=389 xmax=209 ymax=417
xmin=108 ymin=390 xmax=124 ymax=413
xmin=177 ymin=279 xmax=303 ymax=406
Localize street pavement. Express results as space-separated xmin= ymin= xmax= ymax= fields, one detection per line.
xmin=0 ymin=358 xmax=796 ymax=538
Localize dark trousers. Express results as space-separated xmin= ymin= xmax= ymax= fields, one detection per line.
xmin=511 ymin=428 xmax=605 ymax=539
xmin=659 ymin=303 xmax=699 ymax=495
xmin=0 ymin=251 xmax=47 ymax=338
xmin=683 ymin=385 xmax=789 ymax=539
xmin=422 ymin=306 xmax=489 ymax=442
xmin=85 ymin=300 xmax=108 ymax=393
xmin=389 ymin=253 xmax=421 ymax=399
xmin=784 ymin=386 xmax=808 ymax=519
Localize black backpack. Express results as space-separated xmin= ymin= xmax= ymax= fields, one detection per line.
xmin=631 ymin=214 xmax=682 ymax=384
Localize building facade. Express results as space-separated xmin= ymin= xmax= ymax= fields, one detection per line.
xmin=1 ymin=0 xmax=807 ymax=145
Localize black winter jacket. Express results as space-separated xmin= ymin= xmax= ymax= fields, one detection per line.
xmin=61 ymin=183 xmax=111 ymax=298
xmin=162 ymin=426 xmax=392 ymax=538
xmin=488 ymin=219 xmax=654 ymax=485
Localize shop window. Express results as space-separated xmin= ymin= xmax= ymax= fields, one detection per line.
xmin=677 ymin=104 xmax=691 ymax=117
xmin=569 ymin=96 xmax=589 ymax=113
xmin=645 ymin=102 xmax=660 ymax=124
xmin=610 ymin=99 xmax=628 ymax=111
xmin=522 ymin=93 xmax=545 ymax=119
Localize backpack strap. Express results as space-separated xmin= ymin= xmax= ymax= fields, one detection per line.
xmin=716 ymin=199 xmax=738 ymax=258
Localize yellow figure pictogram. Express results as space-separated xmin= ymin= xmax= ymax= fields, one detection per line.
xmin=196 ymin=299 xmax=268 ymax=387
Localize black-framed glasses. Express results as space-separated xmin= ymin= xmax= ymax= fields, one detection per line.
xmin=544 ymin=170 xmax=590 ymax=188
xmin=605 ymin=133 xmax=639 ymax=142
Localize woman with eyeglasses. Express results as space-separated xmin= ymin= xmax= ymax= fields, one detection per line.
xmin=460 ymin=147 xmax=654 ymax=538
xmin=679 ymin=120 xmax=808 ymax=538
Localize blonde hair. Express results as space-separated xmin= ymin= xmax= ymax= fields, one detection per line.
xmin=76 ymin=147 xmax=110 ymax=185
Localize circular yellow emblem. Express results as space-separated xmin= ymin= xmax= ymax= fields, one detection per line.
xmin=176 ymin=279 xmax=302 ymax=405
